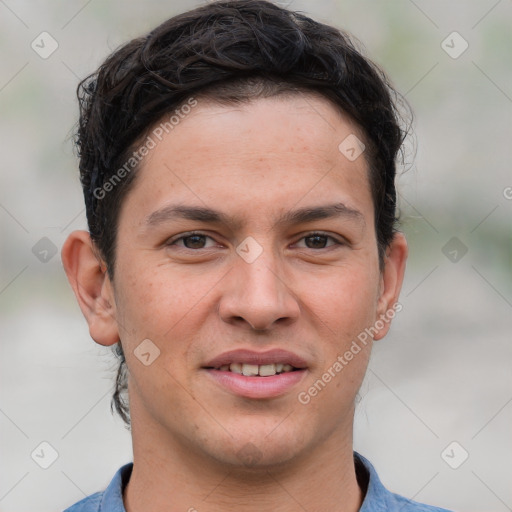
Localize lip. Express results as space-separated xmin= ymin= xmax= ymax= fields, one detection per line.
xmin=203 ymin=348 xmax=308 ymax=369
xmin=204 ymin=369 xmax=307 ymax=399
xmin=202 ymin=348 xmax=308 ymax=399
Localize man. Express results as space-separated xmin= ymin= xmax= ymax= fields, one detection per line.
xmin=61 ymin=1 xmax=452 ymax=510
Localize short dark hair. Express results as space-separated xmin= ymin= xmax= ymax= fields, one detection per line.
xmin=75 ymin=0 xmax=411 ymax=427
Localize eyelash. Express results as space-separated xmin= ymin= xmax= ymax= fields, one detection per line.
xmin=166 ymin=231 xmax=345 ymax=250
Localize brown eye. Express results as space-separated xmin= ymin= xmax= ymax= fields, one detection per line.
xmin=182 ymin=235 xmax=207 ymax=249
xmin=295 ymin=233 xmax=342 ymax=250
xmin=304 ymin=235 xmax=329 ymax=249
xmin=167 ymin=232 xmax=217 ymax=250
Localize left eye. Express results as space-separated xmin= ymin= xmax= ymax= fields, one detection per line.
xmin=295 ymin=233 xmax=340 ymax=249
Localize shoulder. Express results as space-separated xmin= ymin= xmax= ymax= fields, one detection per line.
xmin=62 ymin=463 xmax=133 ymax=512
xmin=384 ymin=490 xmax=453 ymax=511
xmin=62 ymin=491 xmax=103 ymax=512
xmin=355 ymin=452 xmax=453 ymax=512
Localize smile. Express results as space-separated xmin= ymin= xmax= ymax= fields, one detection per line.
xmin=203 ymin=349 xmax=308 ymax=399
xmin=212 ymin=363 xmax=297 ymax=377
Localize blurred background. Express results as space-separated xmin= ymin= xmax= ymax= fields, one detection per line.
xmin=0 ymin=1 xmax=511 ymax=511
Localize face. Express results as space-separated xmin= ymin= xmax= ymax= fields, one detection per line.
xmin=69 ymin=94 xmax=407 ymax=470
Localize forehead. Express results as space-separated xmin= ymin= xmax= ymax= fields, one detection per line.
xmin=120 ymin=94 xmax=374 ymax=228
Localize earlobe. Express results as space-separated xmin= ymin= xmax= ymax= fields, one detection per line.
xmin=373 ymin=232 xmax=408 ymax=341
xmin=61 ymin=230 xmax=120 ymax=346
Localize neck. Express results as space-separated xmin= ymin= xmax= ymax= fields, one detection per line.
xmin=124 ymin=415 xmax=363 ymax=512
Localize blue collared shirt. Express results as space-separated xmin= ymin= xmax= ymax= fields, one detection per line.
xmin=63 ymin=452 xmax=452 ymax=511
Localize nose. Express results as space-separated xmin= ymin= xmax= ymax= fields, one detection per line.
xmin=218 ymin=249 xmax=300 ymax=332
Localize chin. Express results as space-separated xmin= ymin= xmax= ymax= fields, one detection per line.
xmin=204 ymin=425 xmax=309 ymax=470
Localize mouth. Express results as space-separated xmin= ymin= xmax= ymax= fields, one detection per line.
xmin=206 ymin=362 xmax=299 ymax=377
xmin=202 ymin=349 xmax=308 ymax=399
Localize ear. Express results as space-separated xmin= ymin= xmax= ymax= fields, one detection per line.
xmin=61 ymin=230 xmax=120 ymax=346
xmin=373 ymin=232 xmax=408 ymax=341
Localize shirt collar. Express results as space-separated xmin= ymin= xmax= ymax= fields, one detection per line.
xmin=356 ymin=452 xmax=391 ymax=511
xmin=98 ymin=452 xmax=429 ymax=511
xmin=98 ymin=462 xmax=132 ymax=512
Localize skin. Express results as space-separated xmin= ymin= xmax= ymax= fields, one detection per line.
xmin=62 ymin=94 xmax=407 ymax=512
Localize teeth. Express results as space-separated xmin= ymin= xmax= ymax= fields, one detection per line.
xmin=226 ymin=363 xmax=295 ymax=376
xmin=241 ymin=364 xmax=259 ymax=376
xmin=259 ymin=364 xmax=276 ymax=377
xmin=230 ymin=363 xmax=243 ymax=374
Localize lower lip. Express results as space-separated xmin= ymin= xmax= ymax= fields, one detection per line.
xmin=204 ymin=369 xmax=307 ymax=399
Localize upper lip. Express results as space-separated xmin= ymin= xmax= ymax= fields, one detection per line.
xmin=203 ymin=349 xmax=308 ymax=369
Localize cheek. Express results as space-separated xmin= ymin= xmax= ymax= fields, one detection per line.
xmin=114 ymin=264 xmax=217 ymax=375
xmin=116 ymin=261 xmax=191 ymax=326
xmin=303 ymin=261 xmax=380 ymax=333
xmin=116 ymin=271 xmax=157 ymax=335
xmin=115 ymin=267 xmax=200 ymax=404
xmin=114 ymin=267 xmax=175 ymax=354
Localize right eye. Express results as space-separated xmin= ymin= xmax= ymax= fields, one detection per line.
xmin=165 ymin=232 xmax=220 ymax=250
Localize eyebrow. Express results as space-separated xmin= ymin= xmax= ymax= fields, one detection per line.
xmin=143 ymin=202 xmax=365 ymax=230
